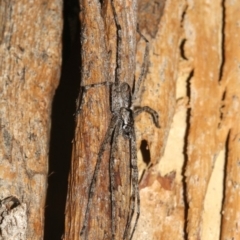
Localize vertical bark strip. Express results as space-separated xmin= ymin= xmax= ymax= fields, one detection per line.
xmin=184 ymin=0 xmax=240 ymax=239
xmin=0 ymin=0 xmax=62 ymax=239
xmin=64 ymin=1 xmax=111 ymax=238
xmin=134 ymin=0 xmax=186 ymax=239
xmin=220 ymin=1 xmax=240 ymax=239
xmin=64 ymin=0 xmax=138 ymax=239
xmin=184 ymin=0 xmax=224 ymax=239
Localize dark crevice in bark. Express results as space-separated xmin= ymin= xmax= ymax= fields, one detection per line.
xmin=219 ymin=0 xmax=226 ymax=82
xmin=140 ymin=139 xmax=151 ymax=166
xmin=182 ymin=69 xmax=194 ymax=240
xmin=219 ymin=89 xmax=227 ymax=124
xmin=219 ymin=130 xmax=230 ymax=240
xmin=44 ymin=0 xmax=80 ymax=239
xmin=180 ymin=38 xmax=188 ymax=60
xmin=181 ymin=4 xmax=187 ymax=25
xmin=180 ymin=4 xmax=188 ymax=61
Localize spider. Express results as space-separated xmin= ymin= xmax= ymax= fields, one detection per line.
xmin=79 ymin=1 xmax=160 ymax=239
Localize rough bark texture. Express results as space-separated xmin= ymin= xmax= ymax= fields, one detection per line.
xmin=184 ymin=0 xmax=240 ymax=239
xmin=64 ymin=0 xmax=240 ymax=239
xmin=0 ymin=1 xmax=62 ymax=239
xmin=219 ymin=1 xmax=240 ymax=239
xmin=135 ymin=0 xmax=186 ymax=239
xmin=184 ymin=1 xmax=224 ymax=239
xmin=64 ymin=0 xmax=138 ymax=239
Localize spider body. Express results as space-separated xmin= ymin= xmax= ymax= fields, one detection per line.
xmin=111 ymin=82 xmax=131 ymax=110
xmin=120 ymin=107 xmax=134 ymax=139
xmin=112 ymin=82 xmax=134 ymax=139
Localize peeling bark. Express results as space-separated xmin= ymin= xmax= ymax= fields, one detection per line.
xmin=64 ymin=0 xmax=240 ymax=239
xmin=220 ymin=1 xmax=240 ymax=239
xmin=135 ymin=0 xmax=186 ymax=239
xmin=184 ymin=1 xmax=224 ymax=238
xmin=183 ymin=0 xmax=240 ymax=239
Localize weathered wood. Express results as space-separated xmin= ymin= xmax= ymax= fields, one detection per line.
xmin=184 ymin=0 xmax=240 ymax=239
xmin=64 ymin=0 xmax=240 ymax=239
xmin=134 ymin=0 xmax=186 ymax=239
xmin=220 ymin=1 xmax=240 ymax=239
xmin=0 ymin=0 xmax=62 ymax=239
xmin=184 ymin=0 xmax=224 ymax=238
xmin=64 ymin=0 xmax=138 ymax=239
xmin=136 ymin=0 xmax=240 ymax=239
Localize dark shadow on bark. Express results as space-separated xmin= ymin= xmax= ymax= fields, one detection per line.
xmin=44 ymin=0 xmax=80 ymax=239
xmin=182 ymin=69 xmax=194 ymax=240
xmin=219 ymin=130 xmax=230 ymax=239
xmin=140 ymin=139 xmax=151 ymax=166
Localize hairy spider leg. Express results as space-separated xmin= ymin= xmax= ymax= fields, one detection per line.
xmin=132 ymin=28 xmax=149 ymax=103
xmin=134 ymin=106 xmax=160 ymax=128
xmin=109 ymin=118 xmax=122 ymax=240
xmin=111 ymin=0 xmax=122 ymax=85
xmin=123 ymin=126 xmax=140 ymax=240
xmin=80 ymin=114 xmax=119 ymax=239
xmin=123 ymin=107 xmax=160 ymax=240
xmin=76 ymin=81 xmax=113 ymax=114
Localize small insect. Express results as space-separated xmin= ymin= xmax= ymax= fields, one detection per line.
xmin=79 ymin=1 xmax=160 ymax=239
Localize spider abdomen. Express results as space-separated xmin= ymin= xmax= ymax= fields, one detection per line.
xmin=120 ymin=107 xmax=134 ymax=139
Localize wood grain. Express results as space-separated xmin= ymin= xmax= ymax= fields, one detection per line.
xmin=0 ymin=0 xmax=62 ymax=239
xmin=64 ymin=0 xmax=137 ymax=239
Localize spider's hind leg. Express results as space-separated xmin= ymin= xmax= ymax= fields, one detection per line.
xmin=109 ymin=120 xmax=122 ymax=240
xmin=80 ymin=114 xmax=118 ymax=239
xmin=124 ymin=129 xmax=140 ymax=240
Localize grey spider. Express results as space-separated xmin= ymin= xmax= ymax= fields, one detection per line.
xmin=79 ymin=1 xmax=160 ymax=239
xmin=80 ymin=81 xmax=160 ymax=240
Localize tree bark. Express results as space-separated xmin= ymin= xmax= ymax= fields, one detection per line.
xmin=64 ymin=0 xmax=240 ymax=239
xmin=0 ymin=1 xmax=62 ymax=239
xmin=64 ymin=0 xmax=138 ymax=239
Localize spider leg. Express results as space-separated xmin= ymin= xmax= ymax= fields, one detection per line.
xmin=132 ymin=29 xmax=149 ymax=103
xmin=111 ymin=0 xmax=122 ymax=85
xmin=76 ymin=82 xmax=113 ymax=114
xmin=124 ymin=128 xmax=140 ymax=240
xmin=80 ymin=114 xmax=118 ymax=239
xmin=109 ymin=118 xmax=122 ymax=240
xmin=134 ymin=106 xmax=160 ymax=128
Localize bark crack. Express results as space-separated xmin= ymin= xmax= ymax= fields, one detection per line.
xmin=219 ymin=0 xmax=226 ymax=82
xmin=183 ymin=69 xmax=194 ymax=240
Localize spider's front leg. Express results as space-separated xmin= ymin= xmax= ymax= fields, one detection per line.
xmin=134 ymin=106 xmax=160 ymax=128
xmin=76 ymin=81 xmax=113 ymax=114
